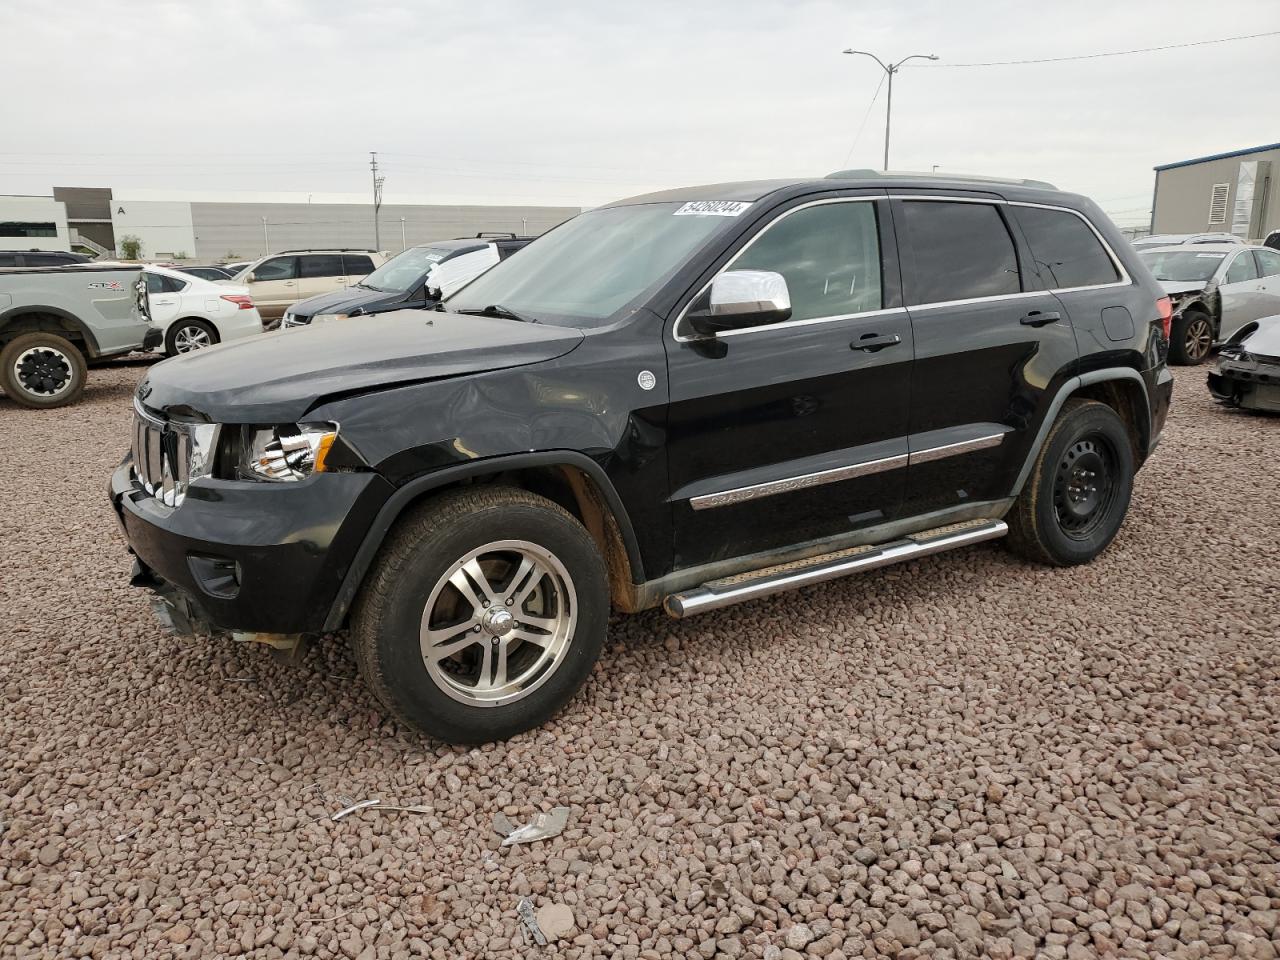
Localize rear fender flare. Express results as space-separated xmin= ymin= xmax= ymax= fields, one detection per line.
xmin=1011 ymin=368 xmax=1152 ymax=496
xmin=0 ymin=305 xmax=102 ymax=356
xmin=321 ymin=451 xmax=643 ymax=632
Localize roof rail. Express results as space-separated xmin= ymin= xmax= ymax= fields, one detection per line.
xmin=825 ymin=169 xmax=1058 ymax=190
xmin=276 ymin=248 xmax=378 ymax=254
xmin=474 ymin=232 xmax=518 ymax=239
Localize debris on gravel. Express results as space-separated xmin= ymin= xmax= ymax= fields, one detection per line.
xmin=1 ymin=365 xmax=1278 ymax=959
xmin=498 ymin=805 xmax=571 ymax=846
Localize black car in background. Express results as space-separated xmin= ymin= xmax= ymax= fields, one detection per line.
xmin=282 ymin=234 xmax=532 ymax=328
xmin=112 ymin=172 xmax=1172 ymax=744
xmin=177 ymin=265 xmax=236 ymax=282
xmin=0 ymin=249 xmax=93 ymax=267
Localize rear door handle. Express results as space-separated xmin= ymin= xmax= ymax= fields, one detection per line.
xmin=851 ymin=333 xmax=902 ymax=352
xmin=1020 ymin=310 xmax=1061 ymax=327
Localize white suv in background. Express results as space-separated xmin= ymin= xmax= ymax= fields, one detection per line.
xmin=226 ymin=249 xmax=387 ymax=324
xmin=144 ymin=265 xmax=265 ymax=356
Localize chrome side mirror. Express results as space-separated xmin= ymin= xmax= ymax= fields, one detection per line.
xmin=687 ymin=270 xmax=791 ymax=336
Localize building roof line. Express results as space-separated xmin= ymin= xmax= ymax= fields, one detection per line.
xmin=1154 ymin=142 xmax=1280 ymax=171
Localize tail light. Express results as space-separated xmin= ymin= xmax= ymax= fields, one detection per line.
xmin=1155 ymin=296 xmax=1172 ymax=340
xmin=221 ymin=295 xmax=255 ymax=310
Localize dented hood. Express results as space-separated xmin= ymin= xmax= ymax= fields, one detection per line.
xmin=136 ymin=309 xmax=583 ymax=422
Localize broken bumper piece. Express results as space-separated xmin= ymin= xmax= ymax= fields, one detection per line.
xmin=1208 ymin=355 xmax=1280 ymax=413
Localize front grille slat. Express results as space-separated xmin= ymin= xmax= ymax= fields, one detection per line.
xmin=130 ymin=400 xmax=194 ymax=508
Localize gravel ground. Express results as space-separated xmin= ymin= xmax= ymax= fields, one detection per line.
xmin=2 ymin=363 xmax=1278 ymax=960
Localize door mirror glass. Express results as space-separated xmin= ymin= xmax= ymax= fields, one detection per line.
xmin=687 ymin=270 xmax=792 ymax=336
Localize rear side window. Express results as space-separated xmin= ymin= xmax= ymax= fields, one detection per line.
xmin=146 ymin=274 xmax=187 ymax=293
xmin=1225 ymin=252 xmax=1259 ymax=284
xmin=343 ymin=254 xmax=375 ymax=275
xmin=301 ymin=254 xmax=345 ymax=278
xmin=254 ymin=256 xmax=298 ymax=281
xmin=1016 ymin=207 xmax=1119 ymax=289
xmin=901 ymin=201 xmax=1020 ymax=304
xmin=731 ymin=200 xmax=883 ymax=321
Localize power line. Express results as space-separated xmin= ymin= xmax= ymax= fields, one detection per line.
xmin=908 ymin=29 xmax=1280 ymax=67
xmin=841 ymin=73 xmax=888 ymax=167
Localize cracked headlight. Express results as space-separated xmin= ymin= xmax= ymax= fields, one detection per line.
xmin=240 ymin=423 xmax=339 ymax=481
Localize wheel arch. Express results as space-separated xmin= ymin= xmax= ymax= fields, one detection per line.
xmin=0 ymin=307 xmax=101 ymax=356
xmin=322 ymin=451 xmax=645 ymax=632
xmin=1011 ymin=368 xmax=1152 ymax=496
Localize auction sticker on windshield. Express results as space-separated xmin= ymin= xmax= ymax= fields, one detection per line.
xmin=674 ymin=200 xmax=752 ymax=217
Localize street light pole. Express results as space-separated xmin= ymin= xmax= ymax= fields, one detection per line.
xmin=261 ymin=216 xmax=269 ymax=255
xmin=842 ymin=49 xmax=939 ymax=170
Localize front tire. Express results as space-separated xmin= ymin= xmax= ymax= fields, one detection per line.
xmin=351 ymin=487 xmax=609 ymax=744
xmin=165 ymin=318 xmax=219 ymax=356
xmin=1169 ymin=307 xmax=1213 ymax=365
xmin=0 ymin=332 xmax=88 ymax=409
xmin=1006 ymin=399 xmax=1135 ymax=566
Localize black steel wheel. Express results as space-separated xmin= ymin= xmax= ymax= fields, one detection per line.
xmin=1007 ymin=399 xmax=1135 ymax=566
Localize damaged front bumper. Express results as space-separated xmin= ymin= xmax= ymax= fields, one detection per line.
xmin=1207 ymin=353 xmax=1280 ymax=413
xmin=109 ymin=460 xmax=393 ymax=637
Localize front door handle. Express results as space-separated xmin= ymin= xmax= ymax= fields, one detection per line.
xmin=851 ymin=333 xmax=902 ymax=352
xmin=1020 ymin=310 xmax=1061 ymax=327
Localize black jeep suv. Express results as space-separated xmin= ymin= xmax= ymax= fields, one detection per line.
xmin=111 ymin=172 xmax=1173 ymax=743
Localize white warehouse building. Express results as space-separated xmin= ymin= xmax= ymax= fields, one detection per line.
xmin=0 ymin=187 xmax=582 ymax=261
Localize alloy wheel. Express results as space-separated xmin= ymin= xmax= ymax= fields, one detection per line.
xmin=13 ymin=346 xmax=74 ymax=398
xmin=1052 ymin=434 xmax=1118 ymax=540
xmin=419 ymin=539 xmax=577 ymax=707
xmin=173 ymin=324 xmax=213 ymax=353
xmin=1184 ymin=316 xmax=1213 ymax=362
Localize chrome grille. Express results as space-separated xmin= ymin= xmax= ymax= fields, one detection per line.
xmin=131 ymin=401 xmax=191 ymax=508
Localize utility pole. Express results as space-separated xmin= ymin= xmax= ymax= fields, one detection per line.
xmin=842 ymin=49 xmax=940 ymax=170
xmin=370 ymin=152 xmax=385 ymax=250
xmin=400 ymin=217 xmax=406 ymax=251
xmin=261 ymin=216 xmax=269 ymax=255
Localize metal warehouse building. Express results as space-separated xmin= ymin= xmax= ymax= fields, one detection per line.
xmin=1150 ymin=142 xmax=1278 ymax=240
xmin=1 ymin=186 xmax=582 ymax=261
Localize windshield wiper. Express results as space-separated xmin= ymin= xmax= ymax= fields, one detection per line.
xmin=456 ymin=303 xmax=537 ymax=323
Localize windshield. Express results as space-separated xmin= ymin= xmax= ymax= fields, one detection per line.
xmin=1140 ymin=250 xmax=1225 ymax=282
xmin=360 ymin=245 xmax=456 ymax=293
xmin=446 ymin=202 xmax=741 ymax=326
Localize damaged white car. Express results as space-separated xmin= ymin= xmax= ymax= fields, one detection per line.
xmin=1208 ymin=314 xmax=1280 ymax=413
xmin=1138 ymin=244 xmax=1280 ymax=365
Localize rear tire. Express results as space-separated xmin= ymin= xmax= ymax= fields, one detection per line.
xmin=0 ymin=332 xmax=88 ymax=409
xmin=1006 ymin=399 xmax=1134 ymax=566
xmin=165 ymin=318 xmax=219 ymax=356
xmin=351 ymin=486 xmax=609 ymax=744
xmin=1168 ymin=307 xmax=1213 ymax=365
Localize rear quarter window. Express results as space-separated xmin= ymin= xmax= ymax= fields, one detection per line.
xmin=1015 ymin=207 xmax=1120 ymax=289
xmin=901 ymin=200 xmax=1021 ymax=304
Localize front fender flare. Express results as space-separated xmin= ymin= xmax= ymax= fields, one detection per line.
xmin=321 ymin=450 xmax=644 ymax=633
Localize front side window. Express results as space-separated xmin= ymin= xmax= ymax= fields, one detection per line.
xmin=1016 ymin=206 xmax=1119 ymax=289
xmin=902 ymin=201 xmax=1021 ymax=304
xmin=1224 ymin=252 xmax=1259 ymax=284
xmin=1254 ymin=249 xmax=1280 ymax=278
xmin=729 ymin=201 xmax=882 ymax=322
xmin=448 ymin=202 xmax=738 ymax=327
xmin=253 ymin=256 xmax=298 ymax=281
xmin=301 ymin=254 xmax=345 ymax=278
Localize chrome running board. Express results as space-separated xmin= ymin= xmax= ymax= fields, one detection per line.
xmin=663 ymin=518 xmax=1008 ymax=618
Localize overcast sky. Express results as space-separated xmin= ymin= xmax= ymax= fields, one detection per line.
xmin=2 ymin=0 xmax=1276 ymax=225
